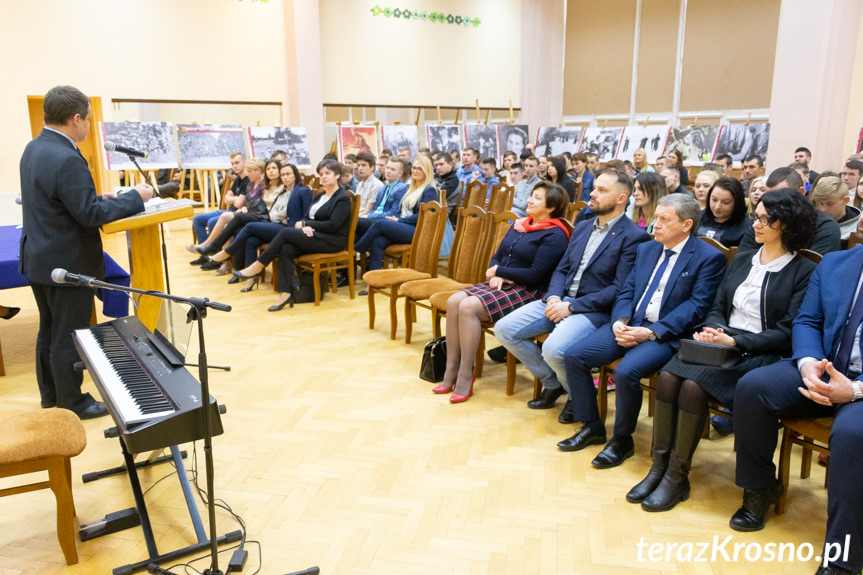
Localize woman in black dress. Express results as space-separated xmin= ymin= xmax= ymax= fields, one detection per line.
xmin=695 ymin=177 xmax=750 ymax=247
xmin=627 ymin=190 xmax=818 ymax=512
xmin=545 ymin=156 xmax=576 ymax=202
xmin=432 ymin=183 xmax=570 ymax=403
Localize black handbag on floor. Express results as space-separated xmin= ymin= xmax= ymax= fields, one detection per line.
xmin=420 ymin=337 xmax=447 ymax=382
xmin=290 ymin=269 xmax=326 ymax=304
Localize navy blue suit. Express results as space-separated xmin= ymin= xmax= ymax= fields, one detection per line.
xmin=563 ymin=235 xmax=726 ymax=437
xmin=577 ymin=171 xmax=595 ymax=203
xmin=734 ymin=247 xmax=863 ymax=573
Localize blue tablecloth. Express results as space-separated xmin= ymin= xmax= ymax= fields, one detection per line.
xmin=0 ymin=225 xmax=131 ymax=318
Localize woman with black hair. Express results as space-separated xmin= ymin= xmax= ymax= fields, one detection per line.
xmin=545 ymin=156 xmax=576 ymax=201
xmin=695 ymin=177 xmax=750 ymax=246
xmin=627 ymin=190 xmax=818 ymax=512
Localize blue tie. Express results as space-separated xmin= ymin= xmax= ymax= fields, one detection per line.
xmin=834 ymin=285 xmax=863 ymax=375
xmin=632 ymin=249 xmax=675 ymax=326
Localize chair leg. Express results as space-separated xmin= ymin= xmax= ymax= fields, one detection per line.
xmin=313 ymin=268 xmax=322 ymax=307
xmin=432 ymin=309 xmax=443 ymax=338
xmin=348 ymin=262 xmax=356 ymax=299
xmin=775 ymin=426 xmax=793 ymax=514
xmin=474 ymin=332 xmax=485 ymax=377
xmin=388 ymin=287 xmax=400 ymax=340
xmin=598 ymin=366 xmax=609 ymax=424
xmin=800 ymin=440 xmax=813 ymax=479
xmin=506 ymin=351 xmax=516 ymax=396
xmin=48 ymin=456 xmax=78 ymax=565
xmin=404 ymin=298 xmax=413 ymax=344
xmin=367 ymin=288 xmax=376 ymax=329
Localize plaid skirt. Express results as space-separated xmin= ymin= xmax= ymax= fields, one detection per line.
xmin=462 ymin=282 xmax=542 ymax=323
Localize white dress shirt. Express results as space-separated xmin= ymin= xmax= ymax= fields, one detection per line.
xmin=728 ymin=248 xmax=795 ymax=333
xmin=635 ymin=237 xmax=688 ymax=324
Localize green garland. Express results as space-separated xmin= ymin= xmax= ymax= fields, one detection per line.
xmin=370 ymin=5 xmax=481 ymax=27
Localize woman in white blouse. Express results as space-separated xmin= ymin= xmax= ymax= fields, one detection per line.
xmin=626 ymin=190 xmax=819 ymax=512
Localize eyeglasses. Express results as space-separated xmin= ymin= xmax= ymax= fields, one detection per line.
xmin=752 ymin=214 xmax=776 ymax=227
xmin=411 ymin=165 xmax=423 ymax=171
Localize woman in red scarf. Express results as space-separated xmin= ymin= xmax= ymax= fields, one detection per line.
xmin=433 ymin=182 xmax=571 ymax=403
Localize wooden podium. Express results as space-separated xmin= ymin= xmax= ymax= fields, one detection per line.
xmin=102 ymin=202 xmax=195 ymax=330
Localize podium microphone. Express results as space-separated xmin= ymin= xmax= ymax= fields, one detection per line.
xmin=51 ymin=268 xmax=98 ymax=287
xmin=104 ymin=141 xmax=148 ymax=158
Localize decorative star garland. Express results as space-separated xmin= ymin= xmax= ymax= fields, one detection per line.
xmin=370 ymin=5 xmax=481 ymax=27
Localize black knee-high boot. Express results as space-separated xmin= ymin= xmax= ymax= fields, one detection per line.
xmin=626 ymin=399 xmax=676 ymax=503
xmin=641 ymin=408 xmax=707 ymax=512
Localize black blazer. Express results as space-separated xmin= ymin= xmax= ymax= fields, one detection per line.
xmin=303 ymin=187 xmax=352 ymax=248
xmin=19 ymin=129 xmax=145 ymax=285
xmin=702 ymin=250 xmax=816 ymax=355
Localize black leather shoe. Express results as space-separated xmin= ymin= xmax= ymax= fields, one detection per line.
xmin=558 ymin=400 xmax=574 ymax=424
xmin=557 ymin=425 xmax=607 ymax=452
xmin=591 ymin=436 xmax=635 ymax=469
xmin=528 ymin=387 xmax=566 ymax=409
xmin=190 ymin=255 xmax=209 ymax=266
xmin=0 ymin=306 xmax=20 ymax=320
xmin=359 ymin=290 xmax=368 ymax=296
xmin=41 ymin=400 xmax=57 ymax=409
xmin=200 ymin=259 xmax=221 ymax=271
xmin=729 ymin=482 xmax=784 ymax=532
xmin=227 ymin=275 xmax=240 ymax=284
xmin=75 ymin=401 xmax=109 ymax=421
xmin=486 ymin=345 xmax=509 ymax=364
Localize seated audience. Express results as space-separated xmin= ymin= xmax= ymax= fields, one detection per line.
xmin=538 ymin=155 xmax=549 ymax=178
xmin=666 ymin=149 xmax=690 ymax=186
xmin=375 ymin=151 xmax=391 ymax=181
xmin=628 ymin=190 xmax=817 ymax=512
xmin=810 ymin=175 xmax=860 ymax=244
xmin=628 ymin=172 xmax=667 ymax=234
xmin=854 ymin=174 xmax=863 ymax=210
xmin=793 ymin=146 xmax=820 ymax=185
xmin=572 ymin=153 xmax=595 ymax=202
xmin=355 ymin=152 xmax=384 ymax=217
xmin=632 ymin=148 xmax=653 ymax=175
xmin=231 ymin=159 xmax=351 ymax=311
xmin=587 ymin=153 xmax=600 ymax=174
xmin=339 ymin=163 xmax=359 ymax=191
xmin=356 ymin=158 xmax=408 ymax=238
xmin=558 ymin=194 xmax=725 ymax=468
xmin=738 ymin=167 xmax=841 ymax=255
xmin=473 ymin=157 xmax=500 ymax=187
xmin=398 ymin=146 xmax=413 ymax=163
xmin=661 ymin=166 xmax=693 ymax=198
xmin=495 ymin=170 xmax=649 ymax=419
xmin=841 ymin=160 xmax=863 ymax=202
xmin=654 ymin=155 xmax=667 ymax=173
xmin=502 ymin=151 xmax=518 ymax=185
xmin=432 ymin=152 xmax=460 ymax=224
xmin=512 ymin=156 xmax=541 ymax=217
xmin=190 ymin=152 xmax=249 ymax=256
xmin=203 ymin=163 xmax=313 ymax=278
xmin=508 ymin=162 xmax=524 ymax=186
xmin=692 ymin=169 xmax=720 ymax=210
xmin=741 ymin=154 xmax=766 ymax=195
xmin=354 ymin=155 xmax=439 ymax=272
xmin=714 ymin=154 xmax=733 ymax=177
xmin=433 ymin=183 xmax=571 ymax=403
xmin=747 ymin=176 xmax=768 ymax=214
xmin=730 ymin=234 xmax=863 ymax=575
xmin=546 ymin=156 xmax=576 ymax=201
xmin=791 ymin=161 xmax=811 ymax=194
xmin=457 ymin=148 xmax=482 ymax=184
xmin=695 ymin=177 xmax=749 ymax=247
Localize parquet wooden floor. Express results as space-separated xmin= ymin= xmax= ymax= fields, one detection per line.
xmin=0 ymin=218 xmax=829 ymax=575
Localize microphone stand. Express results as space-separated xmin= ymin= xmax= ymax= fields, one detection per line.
xmin=73 ymin=275 xmax=229 ymax=575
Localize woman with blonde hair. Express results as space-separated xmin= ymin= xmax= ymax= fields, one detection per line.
xmin=692 ymin=169 xmax=720 ymax=210
xmin=354 ymin=154 xmax=438 ymax=270
xmin=629 ymin=172 xmax=666 ymax=234
xmin=747 ymin=176 xmax=768 ymax=214
xmin=632 ymin=148 xmax=654 ymax=174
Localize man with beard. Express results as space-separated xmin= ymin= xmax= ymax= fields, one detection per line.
xmin=495 ymin=170 xmax=650 ymax=419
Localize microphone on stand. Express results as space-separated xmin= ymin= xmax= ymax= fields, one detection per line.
xmin=104 ymin=141 xmax=148 ymax=158
xmin=51 ymin=268 xmax=98 ymax=287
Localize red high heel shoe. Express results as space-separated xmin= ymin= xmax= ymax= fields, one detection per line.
xmin=449 ymin=376 xmax=475 ymax=404
xmin=432 ymin=382 xmax=454 ymax=394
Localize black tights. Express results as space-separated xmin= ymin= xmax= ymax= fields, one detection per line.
xmin=656 ymin=372 xmax=710 ymax=417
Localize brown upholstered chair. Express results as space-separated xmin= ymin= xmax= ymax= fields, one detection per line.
xmin=488 ymin=183 xmax=514 ymax=213
xmin=401 ymin=206 xmax=491 ymax=344
xmin=0 ymin=409 xmax=87 ymax=565
xmin=565 ymin=201 xmax=588 ymax=223
xmin=775 ymin=416 xmax=832 ymax=514
xmin=698 ymin=236 xmax=738 ymax=266
xmin=363 ymin=201 xmax=448 ymax=339
xmin=294 ymin=191 xmax=361 ymax=305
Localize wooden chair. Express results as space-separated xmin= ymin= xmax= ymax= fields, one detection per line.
xmin=459 ymin=182 xmax=488 ymax=212
xmin=0 ymin=409 xmax=87 ymax=565
xmin=698 ymin=236 xmax=738 ymax=266
xmin=178 ymin=169 xmax=204 ymax=203
xmin=799 ymin=248 xmax=823 ymax=264
xmin=401 ymin=206 xmax=491 ymax=344
xmin=596 ymin=358 xmax=660 ymax=424
xmin=217 ymin=172 xmax=235 ymax=210
xmin=363 ymin=202 xmax=448 ymax=339
xmin=847 ymin=232 xmax=860 ymax=249
xmin=304 ymin=174 xmax=321 ymax=189
xmin=565 ymin=201 xmax=589 ymax=223
xmin=488 ymin=183 xmax=514 ymax=213
xmin=775 ymin=416 xmax=832 ymax=514
xmin=294 ymin=191 xmax=361 ymax=305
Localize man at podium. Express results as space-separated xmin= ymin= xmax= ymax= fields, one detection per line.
xmin=19 ymin=85 xmax=154 ymax=420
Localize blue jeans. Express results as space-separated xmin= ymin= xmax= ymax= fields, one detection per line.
xmin=354 ymin=219 xmax=416 ymax=270
xmin=193 ymin=210 xmax=228 ymax=243
xmin=494 ymin=298 xmax=599 ymax=392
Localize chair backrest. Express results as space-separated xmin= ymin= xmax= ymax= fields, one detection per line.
xmin=480 ymin=210 xmax=519 ymax=282
xmin=799 ymin=248 xmax=822 ymax=264
xmin=698 ymin=236 xmax=738 ymax=268
xmin=462 ymin=181 xmax=487 ymax=209
xmin=565 ymin=201 xmax=588 ymax=223
xmin=219 ymin=172 xmax=235 ymax=209
xmin=488 ymin=183 xmax=514 ymax=214
xmin=573 ymin=179 xmax=583 ymax=202
xmin=447 ymin=206 xmax=491 ymax=284
xmin=344 ymin=190 xmax=362 ymax=253
xmin=847 ymin=232 xmax=860 ymax=249
xmin=409 ymin=201 xmax=448 ymax=277
xmin=305 ymin=174 xmax=321 ymax=189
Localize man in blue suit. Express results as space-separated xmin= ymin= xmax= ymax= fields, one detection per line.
xmin=495 ymin=170 xmax=650 ymax=421
xmin=731 ymin=239 xmax=863 ymax=575
xmin=558 ymin=194 xmax=726 ymax=467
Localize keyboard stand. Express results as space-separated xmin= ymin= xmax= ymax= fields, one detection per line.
xmin=79 ymin=441 xmax=242 ymax=575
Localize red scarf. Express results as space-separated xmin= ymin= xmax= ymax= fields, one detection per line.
xmin=514 ymin=216 xmax=571 ymax=239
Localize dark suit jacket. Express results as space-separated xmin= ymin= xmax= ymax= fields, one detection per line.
xmin=739 ymin=209 xmax=841 ymax=255
xmin=546 ymin=215 xmax=650 ymax=327
xmin=612 ymin=235 xmax=726 ymax=342
xmin=304 ymin=187 xmax=352 ymax=248
xmin=285 ymin=186 xmax=313 ymax=227
xmin=703 ymin=251 xmax=816 ymax=355
xmin=792 ymin=246 xmax=863 ymax=380
xmin=19 ymin=129 xmax=145 ymax=285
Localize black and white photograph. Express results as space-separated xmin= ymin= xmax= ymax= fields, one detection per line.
xmin=665 ymin=125 xmax=720 ymax=165
xmin=498 ymin=124 xmax=530 ymax=161
xmin=381 ymin=125 xmax=419 ymax=160
xmin=248 ymin=126 xmax=312 ymax=168
xmin=534 ymin=126 xmax=583 ymax=157
xmin=580 ymin=127 xmax=624 ymax=162
xmin=99 ymin=121 xmax=178 ymax=170
xmin=713 ymin=123 xmax=771 ymax=165
xmin=176 ymin=124 xmax=245 ymax=169
xmin=617 ymin=125 xmax=671 ymax=164
xmin=426 ymin=125 xmax=462 ymax=155
xmin=464 ymin=124 xmax=499 ymax=161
